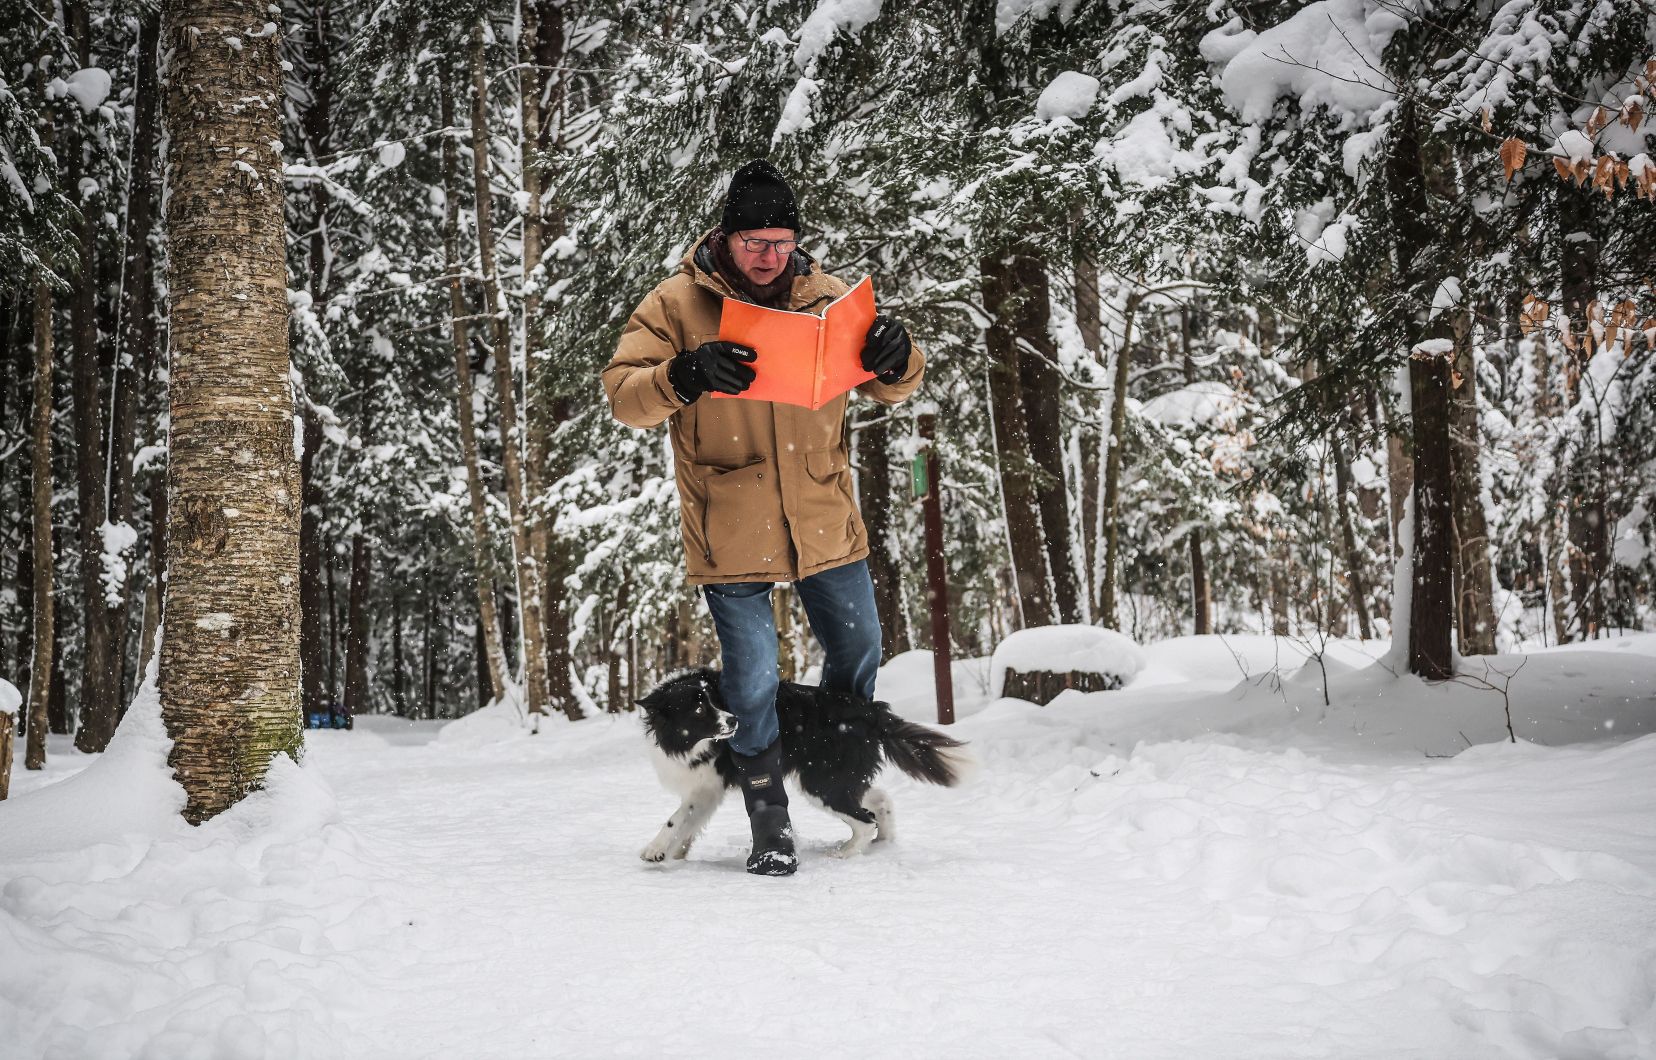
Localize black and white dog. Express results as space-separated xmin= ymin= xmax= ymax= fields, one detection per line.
xmin=637 ymin=667 xmax=972 ymax=863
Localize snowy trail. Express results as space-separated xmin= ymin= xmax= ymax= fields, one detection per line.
xmin=6 ymin=639 xmax=1656 ymax=1058
xmin=323 ymin=698 xmax=1655 ymax=1058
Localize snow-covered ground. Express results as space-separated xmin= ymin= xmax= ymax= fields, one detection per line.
xmin=4 ymin=634 xmax=1655 ymax=1058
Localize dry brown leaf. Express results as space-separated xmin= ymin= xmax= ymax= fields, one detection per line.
xmin=1574 ymin=157 xmax=1592 ymax=185
xmin=1615 ymin=159 xmax=1631 ymax=190
xmin=1554 ymin=156 xmax=1574 ymax=182
xmin=1625 ymin=98 xmax=1645 ymax=132
xmin=1592 ymin=156 xmax=1617 ymax=198
xmin=1560 ymin=320 xmax=1577 ymax=352
xmin=1451 ymin=368 xmax=1465 ymax=390
xmin=1499 ymin=137 xmax=1527 ymax=182
xmin=1481 ymin=106 xmax=1493 ymax=134
xmin=1586 ymin=106 xmax=1610 ymax=137
xmin=1587 ymin=299 xmax=1604 ymax=325
xmin=1520 ymin=295 xmax=1549 ymax=337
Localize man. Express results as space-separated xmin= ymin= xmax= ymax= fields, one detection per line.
xmin=603 ymin=159 xmax=925 ymax=875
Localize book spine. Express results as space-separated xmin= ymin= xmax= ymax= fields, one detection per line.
xmin=812 ymin=314 xmax=827 ymax=410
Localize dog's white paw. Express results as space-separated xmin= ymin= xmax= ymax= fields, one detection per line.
xmin=828 ymin=839 xmax=868 ymax=859
xmin=640 ymin=842 xmax=671 ymax=863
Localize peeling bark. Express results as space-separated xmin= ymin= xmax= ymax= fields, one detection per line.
xmin=159 ymin=0 xmax=303 ymax=822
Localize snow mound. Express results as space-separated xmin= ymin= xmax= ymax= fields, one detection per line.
xmin=0 ymin=678 xmax=19 ymax=716
xmin=0 ymin=666 xmax=182 ymax=855
xmin=989 ymin=624 xmax=1145 ymax=699
xmin=433 ymin=696 xmax=529 ymax=747
xmin=0 ymin=690 xmax=409 ymax=1058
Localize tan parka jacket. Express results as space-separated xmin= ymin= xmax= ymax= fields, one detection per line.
xmin=602 ymin=231 xmax=925 ymax=585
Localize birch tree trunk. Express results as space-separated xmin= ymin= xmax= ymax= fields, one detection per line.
xmin=27 ymin=281 xmax=55 ymax=772
xmin=159 ymin=0 xmax=303 ymax=822
xmin=439 ymin=79 xmax=509 ymax=706
xmin=468 ymin=26 xmax=567 ymax=722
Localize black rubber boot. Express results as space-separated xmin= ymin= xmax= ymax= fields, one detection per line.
xmin=732 ymin=742 xmax=796 ymax=876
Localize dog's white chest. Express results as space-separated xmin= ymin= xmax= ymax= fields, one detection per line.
xmin=648 ymin=739 xmax=719 ymax=797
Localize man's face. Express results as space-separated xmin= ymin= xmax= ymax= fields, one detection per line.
xmin=727 ymin=227 xmax=796 ymax=287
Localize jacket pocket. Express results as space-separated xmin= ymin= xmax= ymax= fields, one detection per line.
xmin=692 ymin=457 xmax=785 ymax=574
xmin=799 ymin=448 xmax=859 ymax=568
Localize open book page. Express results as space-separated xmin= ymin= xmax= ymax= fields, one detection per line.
xmin=714 ymin=277 xmax=877 ymax=410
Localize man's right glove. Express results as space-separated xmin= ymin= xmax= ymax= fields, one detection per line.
xmin=668 ymin=340 xmax=757 ymax=404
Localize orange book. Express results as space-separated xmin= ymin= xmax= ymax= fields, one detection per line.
xmin=712 ymin=276 xmax=878 ymax=411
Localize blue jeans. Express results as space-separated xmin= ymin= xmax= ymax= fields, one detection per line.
xmin=702 ymin=559 xmax=882 ymax=756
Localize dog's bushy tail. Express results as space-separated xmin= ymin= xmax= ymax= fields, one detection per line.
xmin=876 ymin=711 xmax=975 ymax=787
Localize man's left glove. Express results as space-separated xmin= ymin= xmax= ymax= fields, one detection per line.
xmin=861 ymin=314 xmax=911 ymax=383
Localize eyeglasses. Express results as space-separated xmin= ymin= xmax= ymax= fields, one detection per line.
xmin=736 ymin=234 xmax=799 ymax=255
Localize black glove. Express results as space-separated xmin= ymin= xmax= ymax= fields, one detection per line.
xmin=861 ymin=314 xmax=911 ymax=383
xmin=667 ymin=340 xmax=757 ymax=403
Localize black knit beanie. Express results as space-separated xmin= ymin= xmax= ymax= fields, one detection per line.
xmin=720 ymin=159 xmax=801 ymax=233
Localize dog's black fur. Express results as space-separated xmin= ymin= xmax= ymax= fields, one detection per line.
xmin=636 ymin=667 xmax=970 ymax=862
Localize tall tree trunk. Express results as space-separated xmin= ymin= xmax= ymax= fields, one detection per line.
xmin=67 ymin=0 xmax=117 ymax=754
xmin=27 ymin=281 xmax=55 ymax=771
xmin=1448 ymin=307 xmax=1495 ymax=654
xmin=422 ymin=560 xmax=437 ymax=718
xmin=297 ymin=0 xmax=333 ymax=717
xmin=1181 ymin=305 xmax=1210 ymax=635
xmin=1073 ymin=244 xmax=1102 ymax=616
xmin=607 ymin=576 xmax=629 ymax=712
xmin=1099 ymin=296 xmax=1140 ymax=629
xmin=438 ymin=79 xmax=509 ymax=705
xmin=1408 ymin=353 xmax=1456 ymax=678
xmin=1189 ymin=529 xmax=1211 ymax=635
xmin=390 ymin=592 xmax=404 ymax=716
xmin=981 ymin=252 xmax=1056 ymax=630
xmin=1011 ymin=252 xmax=1082 ymax=624
xmin=106 ymin=10 xmax=162 ymax=712
xmin=857 ymin=413 xmax=910 ymax=659
xmin=299 ymin=407 xmax=327 ymax=714
xmin=1557 ymin=188 xmax=1606 ymax=640
xmin=342 ymin=532 xmax=372 ymax=717
xmin=1387 ymin=101 xmax=1455 ymax=679
xmin=1330 ymin=413 xmax=1375 ymax=640
xmin=467 ymin=27 xmax=570 ymax=722
xmin=137 ymin=470 xmax=165 ymax=679
xmin=519 ymin=0 xmax=574 ymax=716
xmin=159 ymin=0 xmax=303 ymax=821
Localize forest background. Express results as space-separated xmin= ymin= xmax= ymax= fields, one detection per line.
xmin=2 ymin=0 xmax=1653 ymax=764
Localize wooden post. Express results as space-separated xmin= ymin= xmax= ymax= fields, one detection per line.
xmin=916 ymin=414 xmax=955 ymax=725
